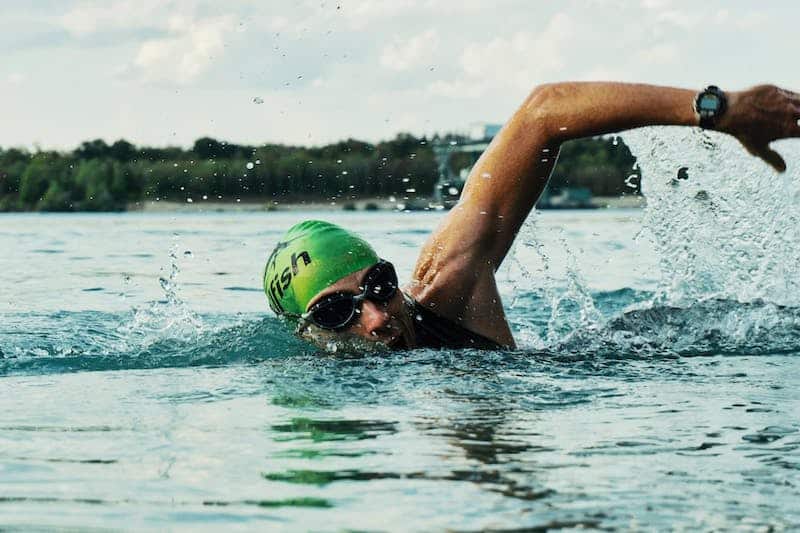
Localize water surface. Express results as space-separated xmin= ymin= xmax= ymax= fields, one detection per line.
xmin=2 ymin=129 xmax=800 ymax=530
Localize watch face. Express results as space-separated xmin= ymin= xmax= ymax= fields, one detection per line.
xmin=699 ymin=94 xmax=719 ymax=112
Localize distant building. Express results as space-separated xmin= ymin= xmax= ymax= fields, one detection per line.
xmin=469 ymin=123 xmax=502 ymax=141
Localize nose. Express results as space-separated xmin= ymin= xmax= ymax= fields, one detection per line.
xmin=357 ymin=299 xmax=391 ymax=337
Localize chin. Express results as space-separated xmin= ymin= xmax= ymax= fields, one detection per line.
xmin=300 ymin=328 xmax=391 ymax=355
xmin=387 ymin=336 xmax=406 ymax=350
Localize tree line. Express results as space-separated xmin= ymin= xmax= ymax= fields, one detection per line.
xmin=0 ymin=134 xmax=638 ymax=212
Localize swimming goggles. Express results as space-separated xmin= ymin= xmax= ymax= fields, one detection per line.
xmin=299 ymin=260 xmax=399 ymax=331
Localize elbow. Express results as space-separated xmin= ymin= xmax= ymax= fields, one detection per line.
xmin=519 ymin=83 xmax=570 ymax=145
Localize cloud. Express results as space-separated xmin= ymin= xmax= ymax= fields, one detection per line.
xmin=427 ymin=78 xmax=486 ymax=99
xmin=7 ymin=73 xmax=26 ymax=85
xmin=577 ymin=65 xmax=632 ymax=82
xmin=60 ymin=0 xmax=174 ymax=35
xmin=124 ymin=15 xmax=236 ymax=84
xmin=654 ymin=9 xmax=702 ymax=30
xmin=640 ymin=0 xmax=671 ymax=9
xmin=380 ymin=29 xmax=438 ymax=71
xmin=429 ymin=12 xmax=573 ymax=98
xmin=636 ymin=43 xmax=679 ymax=65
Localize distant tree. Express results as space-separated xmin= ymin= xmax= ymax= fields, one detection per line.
xmin=193 ymin=137 xmax=226 ymax=159
xmin=39 ymin=180 xmax=72 ymax=211
xmin=109 ymin=139 xmax=137 ymax=162
xmin=0 ymin=133 xmax=641 ymax=212
xmin=19 ymin=153 xmax=73 ymax=208
xmin=0 ymin=148 xmax=29 ymax=196
xmin=74 ymin=139 xmax=111 ymax=160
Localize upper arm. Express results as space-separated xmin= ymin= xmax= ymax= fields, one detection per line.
xmin=406 ymin=86 xmax=559 ymax=344
xmin=420 ymin=85 xmax=560 ymax=274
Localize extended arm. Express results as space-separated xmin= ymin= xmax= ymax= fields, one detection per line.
xmin=409 ymin=82 xmax=799 ymax=344
xmin=449 ymin=82 xmax=798 ymax=269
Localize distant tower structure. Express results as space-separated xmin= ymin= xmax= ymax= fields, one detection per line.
xmin=433 ymin=123 xmax=502 ymax=208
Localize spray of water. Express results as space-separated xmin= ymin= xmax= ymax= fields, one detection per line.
xmin=513 ymin=127 xmax=800 ymax=356
xmin=116 ymin=240 xmax=206 ymax=350
xmin=628 ymin=127 xmax=800 ymax=306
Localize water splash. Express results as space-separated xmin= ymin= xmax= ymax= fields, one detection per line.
xmin=626 ymin=127 xmax=800 ymax=306
xmin=511 ymin=128 xmax=800 ymax=356
xmin=510 ymin=211 xmax=604 ymax=349
xmin=118 ymin=242 xmax=205 ymax=348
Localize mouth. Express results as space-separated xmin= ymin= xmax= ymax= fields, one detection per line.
xmin=386 ymin=335 xmax=406 ymax=350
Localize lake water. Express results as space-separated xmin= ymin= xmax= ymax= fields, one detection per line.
xmin=2 ymin=129 xmax=800 ymax=530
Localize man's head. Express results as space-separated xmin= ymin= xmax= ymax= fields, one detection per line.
xmin=264 ymin=220 xmax=415 ymax=351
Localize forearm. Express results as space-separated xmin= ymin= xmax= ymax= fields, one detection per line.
xmin=452 ymin=81 xmax=797 ymax=269
xmin=456 ymin=82 xmax=701 ymax=266
xmin=525 ymin=82 xmax=699 ymax=144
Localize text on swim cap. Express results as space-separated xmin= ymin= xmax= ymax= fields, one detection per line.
xmin=267 ymin=250 xmax=312 ymax=312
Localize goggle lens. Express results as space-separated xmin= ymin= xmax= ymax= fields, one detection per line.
xmin=306 ymin=261 xmax=398 ymax=330
xmin=308 ymin=292 xmax=356 ymax=330
xmin=362 ymin=261 xmax=398 ymax=302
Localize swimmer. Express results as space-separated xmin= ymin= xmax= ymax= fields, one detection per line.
xmin=264 ymin=82 xmax=800 ymax=351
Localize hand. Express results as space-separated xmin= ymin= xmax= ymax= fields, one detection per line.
xmin=717 ymin=85 xmax=800 ymax=172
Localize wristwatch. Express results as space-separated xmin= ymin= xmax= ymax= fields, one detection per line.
xmin=694 ymin=85 xmax=727 ymax=129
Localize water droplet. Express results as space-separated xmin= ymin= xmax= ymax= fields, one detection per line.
xmin=186 ymin=197 xmax=193 ymax=203
xmin=183 ymin=250 xmax=193 ymax=258
xmin=405 ymin=188 xmax=416 ymax=193
xmin=415 ymin=314 xmax=423 ymax=321
xmin=402 ymin=177 xmax=410 ymax=183
xmin=624 ymin=174 xmax=639 ymax=189
xmin=252 ymin=96 xmax=264 ymax=104
xmin=202 ymin=195 xmax=208 ymax=200
xmin=255 ymin=159 xmax=261 ymax=164
xmin=448 ymin=187 xmax=459 ymax=196
xmin=481 ymin=172 xmax=491 ymax=179
xmin=559 ymin=126 xmax=568 ymax=131
xmin=336 ymin=159 xmax=342 ymax=164
xmin=246 ymin=162 xmax=255 ymax=170
xmin=449 ymin=140 xmax=458 ymax=146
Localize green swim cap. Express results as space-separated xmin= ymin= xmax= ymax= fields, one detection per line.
xmin=264 ymin=220 xmax=380 ymax=317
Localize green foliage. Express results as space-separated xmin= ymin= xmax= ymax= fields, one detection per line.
xmin=19 ymin=153 xmax=74 ymax=209
xmin=0 ymin=134 xmax=639 ymax=211
xmin=549 ymin=137 xmax=639 ymax=195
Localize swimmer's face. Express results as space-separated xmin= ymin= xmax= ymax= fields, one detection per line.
xmin=296 ymin=264 xmax=416 ymax=352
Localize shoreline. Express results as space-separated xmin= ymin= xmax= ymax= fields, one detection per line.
xmin=128 ymin=195 xmax=646 ymax=213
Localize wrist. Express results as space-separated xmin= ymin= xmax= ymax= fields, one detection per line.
xmin=694 ymin=85 xmax=728 ymax=130
xmin=713 ymin=90 xmax=741 ymax=133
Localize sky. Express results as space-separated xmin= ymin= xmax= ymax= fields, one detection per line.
xmin=2 ymin=0 xmax=799 ymax=150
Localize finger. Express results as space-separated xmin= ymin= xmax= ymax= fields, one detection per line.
xmin=755 ymin=145 xmax=787 ymax=173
